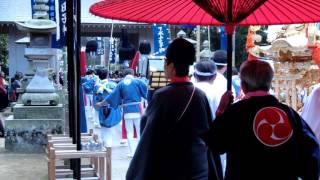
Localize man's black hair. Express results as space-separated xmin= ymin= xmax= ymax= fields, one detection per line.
xmin=232 ymin=67 xmax=239 ymax=75
xmin=139 ymin=41 xmax=151 ymax=55
xmin=211 ymin=50 xmax=227 ymax=70
xmin=99 ymin=69 xmax=109 ymax=80
xmin=86 ymin=69 xmax=94 ymax=75
xmin=165 ymin=38 xmax=195 ymax=77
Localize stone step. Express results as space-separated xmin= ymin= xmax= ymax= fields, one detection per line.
xmin=56 ymin=178 xmax=99 ymax=180
xmin=4 ymin=117 xmax=63 ymax=153
xmin=56 ymin=167 xmax=97 ymax=179
xmin=12 ymin=104 xmax=64 ymax=119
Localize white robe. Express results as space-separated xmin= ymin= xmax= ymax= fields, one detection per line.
xmin=212 ymin=72 xmax=235 ymax=104
xmin=194 ymin=82 xmax=220 ymax=120
xmin=301 ymin=84 xmax=320 ymax=140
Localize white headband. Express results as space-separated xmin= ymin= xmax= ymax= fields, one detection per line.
xmin=214 ymin=62 xmax=227 ymax=66
xmin=194 ymin=69 xmax=216 ymax=76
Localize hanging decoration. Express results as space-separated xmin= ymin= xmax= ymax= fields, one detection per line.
xmin=152 ymin=24 xmax=170 ymax=56
xmin=109 ymin=37 xmax=116 ymax=64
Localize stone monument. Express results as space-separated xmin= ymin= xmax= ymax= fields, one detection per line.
xmin=177 ymin=30 xmax=197 ymax=45
xmin=199 ymin=40 xmax=214 ymax=61
xmin=5 ymin=0 xmax=64 ymax=153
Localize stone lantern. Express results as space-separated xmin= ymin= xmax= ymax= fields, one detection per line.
xmin=5 ymin=0 xmax=64 ymax=152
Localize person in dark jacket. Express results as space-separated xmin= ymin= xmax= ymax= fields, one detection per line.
xmin=8 ymin=73 xmax=22 ymax=102
xmin=126 ymin=38 xmax=221 ymax=180
xmin=205 ymin=60 xmax=320 ymax=180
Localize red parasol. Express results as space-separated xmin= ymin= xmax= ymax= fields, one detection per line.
xmin=90 ymin=0 xmax=320 ymax=90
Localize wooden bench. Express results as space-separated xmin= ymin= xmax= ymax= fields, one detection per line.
xmin=47 ymin=130 xmax=111 ymax=180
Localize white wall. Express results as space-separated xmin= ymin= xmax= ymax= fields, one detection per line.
xmin=8 ymin=27 xmax=29 ymax=77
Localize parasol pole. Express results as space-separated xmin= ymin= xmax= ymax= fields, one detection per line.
xmin=107 ymin=21 xmax=114 ymax=76
xmin=226 ymin=0 xmax=234 ymax=91
xmin=196 ymin=25 xmax=201 ymax=61
xmin=226 ymin=25 xmax=235 ymax=91
xmin=208 ymin=26 xmax=211 ymax=51
xmin=232 ymin=31 xmax=236 ymax=66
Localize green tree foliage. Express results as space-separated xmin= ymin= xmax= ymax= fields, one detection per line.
xmin=174 ymin=26 xmax=249 ymax=69
xmin=203 ymin=26 xmax=249 ymax=69
xmin=235 ymin=26 xmax=249 ymax=68
xmin=196 ymin=26 xmax=221 ymax=51
xmin=0 ymin=34 xmax=8 ymax=73
xmin=179 ymin=26 xmax=220 ymax=52
xmin=209 ymin=27 xmax=221 ymax=51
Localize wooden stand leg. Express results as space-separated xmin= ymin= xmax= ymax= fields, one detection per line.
xmin=47 ymin=133 xmax=111 ymax=180
xmin=90 ymin=157 xmax=94 ymax=168
xmin=99 ymin=157 xmax=105 ymax=180
xmin=106 ymin=147 xmax=112 ymax=180
xmin=48 ymin=148 xmax=56 ymax=180
xmin=94 ymin=157 xmax=99 ymax=172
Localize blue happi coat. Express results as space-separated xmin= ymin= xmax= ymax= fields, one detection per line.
xmin=93 ymin=79 xmax=117 ymax=109
xmin=94 ymin=79 xmax=121 ymax=127
xmin=82 ymin=75 xmax=98 ymax=94
xmin=105 ymin=75 xmax=148 ymax=114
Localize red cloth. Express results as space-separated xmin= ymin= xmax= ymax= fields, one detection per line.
xmin=311 ymin=44 xmax=320 ymax=67
xmin=80 ymin=51 xmax=86 ymax=77
xmin=0 ymin=77 xmax=4 ymax=93
xmin=10 ymin=90 xmax=17 ymax=102
xmin=246 ymin=31 xmax=255 ymax=51
xmin=122 ymin=118 xmax=127 ymax=139
xmin=246 ymin=30 xmax=258 ymax=61
xmin=130 ymin=51 xmax=140 ymax=74
xmin=247 ymin=53 xmax=258 ymax=61
xmin=83 ymin=92 xmax=87 ymax=106
xmin=171 ymin=76 xmax=189 ymax=83
xmin=121 ymin=117 xmax=137 ymax=139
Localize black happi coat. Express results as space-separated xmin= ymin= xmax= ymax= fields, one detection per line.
xmin=205 ymin=95 xmax=320 ymax=180
xmin=126 ymin=82 xmax=220 ymax=180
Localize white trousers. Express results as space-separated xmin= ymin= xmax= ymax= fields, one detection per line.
xmin=85 ymin=94 xmax=94 ymax=118
xmin=100 ymin=126 xmax=113 ymax=148
xmin=93 ymin=109 xmax=100 ymax=126
xmin=124 ymin=115 xmax=141 ymax=156
xmin=221 ymin=153 xmax=226 ymax=177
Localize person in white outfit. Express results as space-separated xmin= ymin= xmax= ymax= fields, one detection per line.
xmin=93 ymin=69 xmax=118 ymax=147
xmin=82 ymin=69 xmax=98 ymax=129
xmin=211 ymin=50 xmax=235 ymax=103
xmin=301 ymin=83 xmax=320 ymax=140
xmin=193 ymin=60 xmax=219 ymax=120
xmin=210 ymin=50 xmax=235 ymax=176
